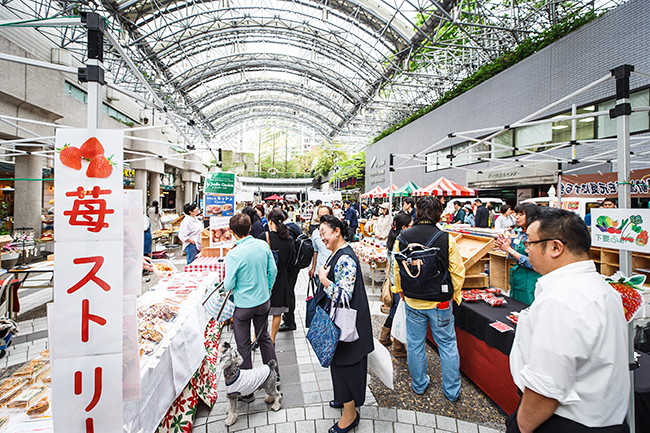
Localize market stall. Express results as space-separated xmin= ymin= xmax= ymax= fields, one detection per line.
xmin=350 ymin=238 xmax=387 ymax=292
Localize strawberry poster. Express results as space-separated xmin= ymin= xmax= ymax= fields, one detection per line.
xmin=52 ymin=129 xmax=124 ymax=433
xmin=591 ymin=208 xmax=650 ymax=253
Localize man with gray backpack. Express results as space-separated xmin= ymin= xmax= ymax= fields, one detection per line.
xmin=393 ymin=197 xmax=466 ymax=401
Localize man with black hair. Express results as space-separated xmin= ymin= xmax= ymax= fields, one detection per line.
xmin=343 ymin=200 xmax=358 ymax=240
xmin=474 ymin=198 xmax=489 ymax=228
xmin=602 ymin=198 xmax=617 ymax=208
xmin=394 ymin=196 xmax=465 ymax=401
xmin=507 ymin=208 xmax=629 ymax=433
xmin=451 ymin=201 xmax=465 ymax=223
xmin=403 ymin=197 xmax=416 ymax=221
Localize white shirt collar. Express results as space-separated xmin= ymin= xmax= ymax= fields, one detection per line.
xmin=536 ymin=260 xmax=596 ymax=296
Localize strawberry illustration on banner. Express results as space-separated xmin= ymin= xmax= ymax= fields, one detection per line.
xmin=605 ymin=272 xmax=646 ymax=322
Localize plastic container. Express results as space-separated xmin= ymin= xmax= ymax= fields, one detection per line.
xmin=151 ymin=259 xmax=178 ymax=277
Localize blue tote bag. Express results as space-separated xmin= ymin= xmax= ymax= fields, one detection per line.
xmin=306 ymin=304 xmax=340 ymax=367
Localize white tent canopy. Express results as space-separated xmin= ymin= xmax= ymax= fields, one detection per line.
xmin=308 ymin=191 xmax=342 ymax=203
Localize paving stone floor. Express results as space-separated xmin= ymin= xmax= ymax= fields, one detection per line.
xmin=192 ymin=267 xmax=506 ymax=433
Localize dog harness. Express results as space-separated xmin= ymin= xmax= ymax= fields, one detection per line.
xmin=226 ymin=365 xmax=272 ymax=396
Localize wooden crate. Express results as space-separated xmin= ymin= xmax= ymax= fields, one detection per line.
xmin=453 ymin=233 xmax=494 ymax=289
xmin=488 ymin=250 xmax=515 ymax=292
xmin=201 ymin=247 xmax=230 ymax=257
xmin=454 ymin=233 xmax=495 ymax=270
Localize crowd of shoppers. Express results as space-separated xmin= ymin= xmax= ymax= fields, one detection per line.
xmin=183 ymin=193 xmax=630 ymax=432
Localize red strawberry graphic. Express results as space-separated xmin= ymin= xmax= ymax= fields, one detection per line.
xmin=86 ymin=154 xmax=115 ymax=178
xmin=606 ymin=273 xmax=645 ymax=322
xmin=58 ymin=144 xmax=82 ymax=170
xmin=80 ymin=137 xmax=105 ymax=160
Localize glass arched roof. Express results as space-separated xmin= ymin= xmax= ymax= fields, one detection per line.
xmin=2 ymin=0 xmax=626 ymax=152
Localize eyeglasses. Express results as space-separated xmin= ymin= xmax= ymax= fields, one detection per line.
xmin=523 ymin=238 xmax=565 ymax=248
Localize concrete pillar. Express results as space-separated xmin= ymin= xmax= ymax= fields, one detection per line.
xmin=184 ymin=181 xmax=193 ymax=207
xmin=134 ymin=169 xmax=148 ymax=210
xmin=148 ymin=172 xmax=161 ymax=207
xmin=175 ymin=184 xmax=183 ymax=214
xmin=14 ymin=146 xmax=43 ymax=239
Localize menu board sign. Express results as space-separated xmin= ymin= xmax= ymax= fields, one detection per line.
xmin=204 ymin=194 xmax=235 ymax=217
xmin=204 ymin=172 xmax=235 ymax=195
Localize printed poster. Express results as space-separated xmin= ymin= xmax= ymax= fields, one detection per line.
xmin=591 ymin=208 xmax=650 ymax=253
xmin=210 ymin=217 xmax=234 ymax=248
xmin=204 ymin=194 xmax=235 ymax=217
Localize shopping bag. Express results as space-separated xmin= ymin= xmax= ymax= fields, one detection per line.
xmin=391 ymin=300 xmax=408 ymax=346
xmin=306 ymin=305 xmax=340 ymax=367
xmin=331 ymin=293 xmax=358 ymax=342
xmin=305 ymin=277 xmax=318 ymax=328
xmin=368 ymin=338 xmax=393 ymax=389
xmin=380 ymin=278 xmax=393 ymax=309
xmin=203 ymin=283 xmax=236 ymax=322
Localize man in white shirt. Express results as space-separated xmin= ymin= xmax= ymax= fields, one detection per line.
xmin=309 ymin=205 xmax=333 ymax=284
xmin=508 ymin=208 xmax=629 ymax=433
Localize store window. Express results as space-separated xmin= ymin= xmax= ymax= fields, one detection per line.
xmin=551 ymin=106 xmax=596 ymax=143
xmin=425 ymin=149 xmax=449 ymax=172
xmin=65 ymin=82 xmax=87 ymax=104
xmin=65 ymin=81 xmax=137 ymax=125
xmin=491 ymin=130 xmax=514 ymax=159
xmin=516 ymin=122 xmax=552 ymax=153
xmin=597 ymin=89 xmax=650 ymax=138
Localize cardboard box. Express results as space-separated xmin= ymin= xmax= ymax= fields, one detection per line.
xmin=201 ymin=228 xmax=210 ymax=248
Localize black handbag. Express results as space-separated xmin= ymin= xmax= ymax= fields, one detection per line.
xmin=305 ymin=277 xmax=318 ymax=328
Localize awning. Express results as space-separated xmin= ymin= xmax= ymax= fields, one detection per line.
xmin=412 ymin=177 xmax=475 ymax=197
xmin=376 ymin=184 xmax=399 ymax=198
xmin=361 ymin=186 xmax=382 ymax=198
xmin=393 ymin=181 xmax=420 ymax=197
xmin=264 ymin=194 xmax=284 ymax=200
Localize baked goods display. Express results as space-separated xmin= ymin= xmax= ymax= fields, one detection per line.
xmin=210 ymin=227 xmax=231 ymax=244
xmin=137 ymin=272 xmax=219 ymax=359
xmin=0 ymin=354 xmax=52 ymax=427
xmin=350 ymin=239 xmax=388 ymax=269
xmin=154 ymin=262 xmax=174 ymax=272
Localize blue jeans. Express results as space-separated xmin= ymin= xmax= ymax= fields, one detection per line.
xmin=405 ymin=303 xmax=461 ymax=401
xmin=185 ymin=243 xmax=199 ymax=265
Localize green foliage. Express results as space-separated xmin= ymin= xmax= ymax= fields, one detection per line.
xmin=312 ymin=149 xmax=347 ymax=178
xmin=330 ymin=152 xmax=365 ymax=190
xmin=373 ymin=10 xmax=600 ymax=144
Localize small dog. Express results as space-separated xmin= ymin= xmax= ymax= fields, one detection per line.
xmin=217 ymin=341 xmax=282 ymax=426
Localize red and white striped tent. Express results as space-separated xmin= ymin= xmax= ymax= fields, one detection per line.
xmin=361 ymin=186 xmax=382 ymax=198
xmin=376 ymin=184 xmax=399 ymax=198
xmin=412 ymin=177 xmax=476 ymax=197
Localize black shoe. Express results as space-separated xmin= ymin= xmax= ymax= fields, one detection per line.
xmin=329 ymin=400 xmax=344 ymax=409
xmin=251 ymin=341 xmax=259 ymax=351
xmin=278 ymin=323 xmax=297 ymax=332
xmin=238 ymin=393 xmax=255 ymax=403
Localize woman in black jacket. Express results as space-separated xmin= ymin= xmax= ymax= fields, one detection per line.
xmin=243 ymin=206 xmax=265 ymax=238
xmin=317 ymin=215 xmax=373 ymax=433
xmin=259 ymin=209 xmax=295 ymax=344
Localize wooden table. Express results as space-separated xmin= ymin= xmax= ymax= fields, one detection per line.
xmin=4 ymin=261 xmax=54 ymax=319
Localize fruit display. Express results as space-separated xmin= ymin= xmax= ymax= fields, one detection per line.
xmin=605 ymin=272 xmax=646 ymax=322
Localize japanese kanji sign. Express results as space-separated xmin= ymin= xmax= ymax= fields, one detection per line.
xmin=53 ymin=129 xmax=124 ymax=433
xmin=591 ymin=209 xmax=650 ymax=253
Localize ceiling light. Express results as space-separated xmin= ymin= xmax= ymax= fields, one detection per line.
xmin=579 ymin=117 xmax=595 ymax=123
xmin=582 ymin=106 xmax=595 ymax=111
xmin=551 ymin=125 xmax=569 ymax=130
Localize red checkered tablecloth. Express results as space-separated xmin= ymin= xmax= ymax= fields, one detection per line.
xmin=184 ymin=256 xmax=226 ymax=281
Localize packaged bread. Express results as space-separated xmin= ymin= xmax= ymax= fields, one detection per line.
xmin=0 ymin=415 xmax=8 ymax=429
xmin=7 ymin=386 xmax=46 ymax=408
xmin=13 ymin=360 xmax=45 ymax=380
xmin=26 ymin=396 xmax=50 ymax=416
xmin=0 ymin=383 xmax=25 ymax=406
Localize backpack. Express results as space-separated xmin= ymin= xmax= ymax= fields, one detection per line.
xmin=394 ymin=230 xmax=452 ymax=302
xmin=287 ymin=223 xmax=314 ymax=269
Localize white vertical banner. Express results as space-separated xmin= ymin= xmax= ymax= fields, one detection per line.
xmin=123 ymin=190 xmax=142 ymax=401
xmin=52 ymin=129 xmax=124 ymax=433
